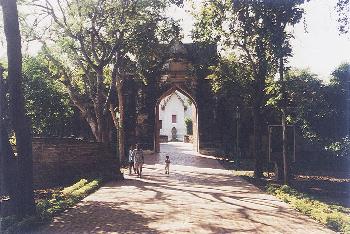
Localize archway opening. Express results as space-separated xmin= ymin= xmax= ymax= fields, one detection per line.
xmin=154 ymin=86 xmax=198 ymax=153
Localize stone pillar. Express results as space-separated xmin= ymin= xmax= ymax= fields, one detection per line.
xmin=192 ymin=103 xmax=199 ymax=152
xmin=154 ymin=105 xmax=160 ymax=153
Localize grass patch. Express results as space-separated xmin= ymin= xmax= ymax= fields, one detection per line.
xmin=231 ymin=170 xmax=254 ymax=177
xmin=234 ymin=170 xmax=350 ymax=233
xmin=61 ymin=179 xmax=88 ymax=195
xmin=266 ymin=184 xmax=350 ymax=233
xmin=1 ymin=178 xmax=102 ymax=233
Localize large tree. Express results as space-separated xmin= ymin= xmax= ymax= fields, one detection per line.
xmin=0 ymin=0 xmax=35 ymax=217
xmin=263 ymin=1 xmax=304 ymax=183
xmin=193 ymin=1 xmax=274 ymax=177
xmin=193 ymin=0 xmax=304 ymax=178
xmin=27 ymin=0 xmax=170 ymax=161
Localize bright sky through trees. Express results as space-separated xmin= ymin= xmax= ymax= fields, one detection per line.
xmin=169 ymin=0 xmax=350 ymax=81
xmin=0 ymin=0 xmax=349 ymax=81
xmin=289 ymin=0 xmax=350 ymax=81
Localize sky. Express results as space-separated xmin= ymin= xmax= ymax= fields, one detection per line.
xmin=168 ymin=0 xmax=350 ymax=81
xmin=1 ymin=0 xmax=349 ymax=81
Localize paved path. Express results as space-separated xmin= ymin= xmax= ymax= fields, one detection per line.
xmin=36 ymin=142 xmax=334 ymax=234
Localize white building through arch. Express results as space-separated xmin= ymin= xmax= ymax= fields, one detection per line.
xmin=158 ymin=90 xmax=193 ymax=142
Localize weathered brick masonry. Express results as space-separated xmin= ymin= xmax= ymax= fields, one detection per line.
xmin=32 ymin=138 xmax=119 ymax=188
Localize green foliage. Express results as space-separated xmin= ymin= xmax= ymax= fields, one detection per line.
xmin=267 ymin=184 xmax=350 ymax=233
xmin=184 ymin=117 xmax=193 ymax=135
xmin=336 ymin=0 xmax=350 ymax=34
xmin=268 ymin=69 xmax=327 ymax=137
xmin=1 ymin=179 xmax=102 ymax=233
xmin=61 ymin=179 xmax=88 ymax=196
xmin=192 ymin=1 xmax=225 ymax=44
xmin=22 ymin=55 xmax=74 ymax=136
xmin=326 ymin=137 xmax=350 ymax=157
xmin=193 ymin=0 xmax=306 ymax=110
xmin=266 ymin=64 xmax=350 ymax=157
xmin=324 ymin=63 xmax=350 ymax=155
xmin=36 ymin=179 xmax=101 ymax=221
xmin=23 ymin=0 xmax=178 ymax=143
xmin=28 ymin=0 xmax=172 ymax=85
xmin=193 ymin=0 xmax=305 ymax=64
xmin=208 ymin=59 xmax=250 ymax=112
xmin=207 ymin=55 xmax=252 ymax=100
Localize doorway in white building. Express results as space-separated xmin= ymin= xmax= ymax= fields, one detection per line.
xmin=154 ymin=87 xmax=198 ymax=153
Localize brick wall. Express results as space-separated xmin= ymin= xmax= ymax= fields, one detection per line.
xmin=32 ymin=138 xmax=119 ymax=188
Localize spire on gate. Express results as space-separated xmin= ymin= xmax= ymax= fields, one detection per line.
xmin=161 ymin=37 xmax=195 ymax=85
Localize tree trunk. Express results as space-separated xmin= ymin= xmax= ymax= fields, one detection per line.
xmin=1 ymin=0 xmax=36 ymax=217
xmin=116 ymin=80 xmax=125 ymax=163
xmin=123 ymin=78 xmax=137 ymax=151
xmin=108 ymin=62 xmax=125 ymax=163
xmin=94 ymin=70 xmax=110 ymax=143
xmin=0 ymin=125 xmax=21 ymax=217
xmin=0 ymin=66 xmax=4 ymax=198
xmin=253 ymin=107 xmax=264 ymax=178
xmin=253 ymin=38 xmax=267 ymax=178
xmin=0 ymin=65 xmax=21 ymax=217
xmin=280 ymin=56 xmax=290 ymax=184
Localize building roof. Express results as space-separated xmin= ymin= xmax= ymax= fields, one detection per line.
xmin=160 ymin=91 xmax=188 ymax=110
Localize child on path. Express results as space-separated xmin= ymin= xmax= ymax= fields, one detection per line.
xmin=165 ymin=155 xmax=170 ymax=174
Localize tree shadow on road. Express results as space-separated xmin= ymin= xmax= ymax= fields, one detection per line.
xmin=34 ymin=201 xmax=160 ymax=234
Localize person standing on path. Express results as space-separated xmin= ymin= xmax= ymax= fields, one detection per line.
xmin=165 ymin=155 xmax=171 ymax=174
xmin=134 ymin=144 xmax=144 ymax=178
xmin=128 ymin=145 xmax=136 ymax=175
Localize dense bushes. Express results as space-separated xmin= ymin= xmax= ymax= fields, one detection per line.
xmin=185 ymin=117 xmax=193 ymax=135
xmin=22 ymin=56 xmax=75 ymax=136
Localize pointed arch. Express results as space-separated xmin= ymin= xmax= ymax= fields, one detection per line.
xmin=155 ymin=85 xmax=197 ymax=110
xmin=154 ymin=85 xmax=199 ymax=153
